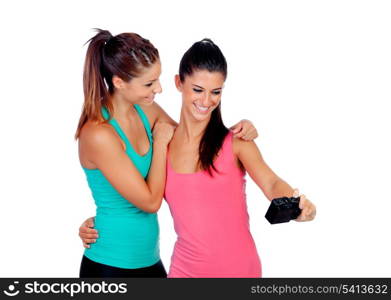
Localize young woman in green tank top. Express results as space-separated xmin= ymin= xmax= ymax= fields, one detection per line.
xmin=76 ymin=29 xmax=258 ymax=278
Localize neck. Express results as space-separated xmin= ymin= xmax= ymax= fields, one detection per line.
xmin=109 ymin=93 xmax=137 ymax=121
xmin=176 ymin=109 xmax=210 ymax=142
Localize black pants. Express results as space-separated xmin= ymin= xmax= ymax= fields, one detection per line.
xmin=79 ymin=255 xmax=167 ymax=278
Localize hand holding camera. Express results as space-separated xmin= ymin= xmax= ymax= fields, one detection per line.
xmin=265 ymin=189 xmax=316 ymax=224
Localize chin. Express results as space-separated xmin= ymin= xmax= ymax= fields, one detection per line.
xmin=192 ymin=111 xmax=211 ymax=122
xmin=141 ymin=97 xmax=155 ymax=105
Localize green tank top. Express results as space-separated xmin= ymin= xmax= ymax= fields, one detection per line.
xmin=82 ymin=105 xmax=160 ymax=268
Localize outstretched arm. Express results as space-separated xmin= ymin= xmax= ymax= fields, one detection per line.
xmin=233 ymin=138 xmax=291 ymax=200
xmin=233 ymin=138 xmax=316 ymax=221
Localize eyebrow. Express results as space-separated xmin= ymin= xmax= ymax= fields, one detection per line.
xmin=192 ymin=84 xmax=222 ymax=91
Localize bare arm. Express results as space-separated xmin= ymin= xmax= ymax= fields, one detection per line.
xmin=79 ymin=122 xmax=174 ymax=213
xmin=140 ymin=102 xmax=178 ymax=127
xmin=233 ymin=138 xmax=293 ymax=200
xmin=233 ymin=138 xmax=316 ymax=221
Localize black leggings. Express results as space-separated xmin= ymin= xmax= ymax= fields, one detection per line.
xmin=79 ymin=255 xmax=167 ymax=278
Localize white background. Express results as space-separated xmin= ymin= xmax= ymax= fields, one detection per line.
xmin=0 ymin=0 xmax=390 ymax=277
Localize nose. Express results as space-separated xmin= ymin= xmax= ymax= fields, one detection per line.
xmin=153 ymin=81 xmax=162 ymax=94
xmin=201 ymin=93 xmax=211 ymax=106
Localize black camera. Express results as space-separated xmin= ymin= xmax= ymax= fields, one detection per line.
xmin=265 ymin=196 xmax=302 ymax=224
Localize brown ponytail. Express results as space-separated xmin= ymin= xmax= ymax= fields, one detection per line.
xmin=75 ymin=29 xmax=159 ymax=139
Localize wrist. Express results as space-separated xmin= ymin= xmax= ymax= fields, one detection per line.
xmin=153 ymin=140 xmax=168 ymax=150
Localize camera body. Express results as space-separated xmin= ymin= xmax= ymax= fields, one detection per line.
xmin=265 ymin=196 xmax=302 ymax=224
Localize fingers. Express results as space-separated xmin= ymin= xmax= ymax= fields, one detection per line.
xmin=234 ymin=130 xmax=245 ymax=139
xmin=296 ymin=212 xmax=305 ymax=222
xmin=299 ymin=193 xmax=306 ymax=210
xmin=296 ymin=197 xmax=316 ymax=222
xmin=297 ymin=207 xmax=310 ymax=221
xmin=227 ymin=120 xmax=260 ymax=140
xmin=79 ymin=230 xmax=98 ymax=248
xmin=81 ymin=237 xmax=97 ymax=248
xmin=82 ymin=238 xmax=97 ymax=244
xmin=81 ymin=217 xmax=95 ymax=229
xmin=306 ymin=201 xmax=316 ymax=220
xmin=249 ymin=128 xmax=258 ymax=140
xmin=79 ymin=225 xmax=98 ymax=235
xmin=239 ymin=120 xmax=258 ymax=141
xmin=86 ymin=217 xmax=95 ymax=228
xmin=79 ymin=231 xmax=99 ymax=239
xmin=238 ymin=128 xmax=258 ymax=141
xmin=292 ymin=189 xmax=316 ymax=222
xmin=233 ymin=120 xmax=258 ymax=140
xmin=230 ymin=122 xmax=243 ymax=134
xmin=79 ymin=220 xmax=99 ymax=249
xmin=79 ymin=217 xmax=98 ymax=249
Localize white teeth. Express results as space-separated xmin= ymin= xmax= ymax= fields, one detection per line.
xmin=195 ymin=104 xmax=208 ymax=112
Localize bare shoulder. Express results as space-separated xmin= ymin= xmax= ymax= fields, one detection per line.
xmin=232 ymin=135 xmax=258 ymax=156
xmin=79 ymin=121 xmax=122 ymax=150
xmin=137 ymin=103 xmax=159 ymax=127
xmin=139 ymin=102 xmax=177 ymax=127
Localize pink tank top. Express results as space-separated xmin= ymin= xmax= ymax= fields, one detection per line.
xmin=165 ymin=132 xmax=262 ymax=278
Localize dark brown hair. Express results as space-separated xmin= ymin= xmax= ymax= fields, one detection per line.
xmin=75 ymin=29 xmax=159 ymax=139
xmin=179 ymin=39 xmax=229 ymax=176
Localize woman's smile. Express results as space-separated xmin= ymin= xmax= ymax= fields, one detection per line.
xmin=193 ymin=103 xmax=210 ymax=114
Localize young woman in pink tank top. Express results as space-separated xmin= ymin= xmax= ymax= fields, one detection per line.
xmin=80 ymin=39 xmax=317 ymax=278
xmin=164 ymin=39 xmax=316 ymax=278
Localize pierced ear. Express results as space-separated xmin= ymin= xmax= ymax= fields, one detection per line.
xmin=174 ymin=74 xmax=182 ymax=91
xmin=112 ymin=75 xmax=123 ymax=90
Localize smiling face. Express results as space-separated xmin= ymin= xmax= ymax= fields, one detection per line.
xmin=176 ymin=69 xmax=225 ymax=122
xmin=113 ymin=60 xmax=162 ymax=106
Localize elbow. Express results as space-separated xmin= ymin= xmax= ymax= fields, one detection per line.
xmin=144 ymin=205 xmax=158 ymax=214
xmin=144 ymin=204 xmax=160 ymax=214
xmin=144 ymin=198 xmax=162 ymax=213
xmin=124 ymin=194 xmax=162 ymax=213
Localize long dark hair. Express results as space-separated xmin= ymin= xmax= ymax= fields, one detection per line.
xmin=179 ymin=38 xmax=229 ymax=176
xmin=75 ymin=29 xmax=159 ymax=139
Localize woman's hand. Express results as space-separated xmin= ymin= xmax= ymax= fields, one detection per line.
xmin=293 ymin=189 xmax=316 ymax=222
xmin=230 ymin=119 xmax=258 ymax=140
xmin=79 ymin=217 xmax=99 ymax=249
xmin=152 ymin=122 xmax=175 ymax=145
